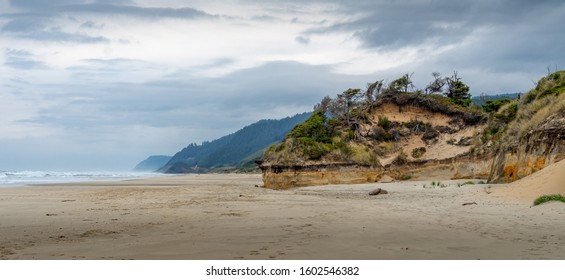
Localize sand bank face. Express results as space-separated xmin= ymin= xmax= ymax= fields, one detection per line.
xmin=0 ymin=174 xmax=564 ymax=260
xmin=490 ymin=158 xmax=565 ymax=202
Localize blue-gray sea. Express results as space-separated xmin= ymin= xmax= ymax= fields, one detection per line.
xmin=0 ymin=170 xmax=162 ymax=187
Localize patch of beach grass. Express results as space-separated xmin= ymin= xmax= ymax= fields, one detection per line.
xmin=533 ymin=194 xmax=565 ymax=206
xmin=401 ymin=174 xmax=412 ymax=180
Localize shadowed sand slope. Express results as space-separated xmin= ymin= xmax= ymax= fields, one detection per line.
xmin=491 ymin=159 xmax=565 ymax=203
xmin=1 ymin=174 xmax=564 ymax=260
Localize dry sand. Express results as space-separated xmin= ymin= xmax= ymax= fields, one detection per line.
xmin=491 ymin=158 xmax=565 ymax=202
xmin=0 ymin=172 xmax=564 ymax=260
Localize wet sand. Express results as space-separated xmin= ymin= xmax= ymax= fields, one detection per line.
xmin=0 ymin=174 xmax=564 ymax=260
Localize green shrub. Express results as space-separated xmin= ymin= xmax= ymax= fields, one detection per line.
xmin=327 ymin=119 xmax=343 ymax=127
xmin=374 ymin=142 xmax=395 ymax=156
xmin=275 ymin=142 xmax=285 ymax=152
xmin=421 ymin=128 xmax=439 ymax=141
xmin=332 ymin=138 xmax=353 ymax=156
xmin=493 ymin=102 xmax=518 ymax=123
xmin=402 ymin=174 xmax=412 ymax=180
xmin=371 ymin=126 xmax=392 ymax=141
xmin=378 ymin=116 xmax=392 ymax=130
xmin=485 ymin=126 xmax=500 ymax=136
xmin=524 ymin=91 xmax=537 ymax=104
xmin=392 ymin=150 xmax=408 ymax=165
xmin=344 ymin=129 xmax=355 ymax=141
xmin=296 ymin=137 xmax=328 ymax=160
xmin=265 ymin=142 xmax=284 ymax=156
xmin=411 ymin=147 xmax=426 ymax=158
xmin=289 ymin=111 xmax=333 ymax=143
xmin=452 ymin=98 xmax=472 ymax=107
xmin=507 ymin=102 xmax=518 ymax=119
xmin=533 ymin=194 xmax=565 ymax=206
xmin=461 ymin=181 xmax=475 ymax=186
xmin=483 ymin=98 xmax=512 ymax=113
xmin=405 ymin=119 xmax=431 ymax=132
xmin=350 ymin=144 xmax=380 ymax=166
xmin=538 ymin=81 xmax=565 ymax=99
xmin=524 ymin=70 xmax=565 ymax=103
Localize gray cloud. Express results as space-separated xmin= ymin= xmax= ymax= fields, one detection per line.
xmin=1 ymin=16 xmax=110 ymax=43
xmin=23 ymin=61 xmax=369 ymax=134
xmin=60 ymin=4 xmax=217 ymax=19
xmin=7 ymin=0 xmax=78 ymax=10
xmin=289 ymin=0 xmax=564 ymax=94
xmin=1 ymin=15 xmax=46 ymax=33
xmin=250 ymin=14 xmax=283 ymax=22
xmin=1 ymin=0 xmax=217 ymax=43
xmin=5 ymin=0 xmax=216 ymax=20
xmin=3 ymin=48 xmax=47 ymax=69
xmin=304 ymin=0 xmax=565 ymax=50
xmin=295 ymin=35 xmax=310 ymax=44
xmin=164 ymin=58 xmax=236 ymax=76
xmin=80 ymin=20 xmax=104 ymax=29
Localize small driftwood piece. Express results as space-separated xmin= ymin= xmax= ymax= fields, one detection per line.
xmin=369 ymin=188 xmax=388 ymax=196
xmin=462 ymin=201 xmax=478 ymax=206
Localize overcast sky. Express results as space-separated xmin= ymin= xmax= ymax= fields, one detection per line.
xmin=1 ymin=0 xmax=564 ymax=171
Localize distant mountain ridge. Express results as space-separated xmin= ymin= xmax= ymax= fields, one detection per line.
xmin=133 ymin=155 xmax=172 ymax=172
xmin=157 ymin=112 xmax=312 ymax=173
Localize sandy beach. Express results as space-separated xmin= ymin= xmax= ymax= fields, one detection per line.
xmin=1 ymin=173 xmax=564 ymax=260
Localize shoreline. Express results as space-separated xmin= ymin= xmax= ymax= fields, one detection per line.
xmin=1 ymin=174 xmax=564 ymax=260
xmin=0 ymin=171 xmax=167 ymax=189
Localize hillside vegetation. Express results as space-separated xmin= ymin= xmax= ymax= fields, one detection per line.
xmin=262 ymin=72 xmax=488 ymax=167
xmin=265 ymin=70 xmax=562 ymax=163
xmin=470 ymin=71 xmax=565 ymax=153
xmin=502 ymin=70 xmax=565 ymax=144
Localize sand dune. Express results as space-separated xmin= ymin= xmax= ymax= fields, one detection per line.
xmin=491 ymin=159 xmax=565 ymax=203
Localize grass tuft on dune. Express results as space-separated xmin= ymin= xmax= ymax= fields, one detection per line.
xmin=533 ymin=194 xmax=565 ymax=206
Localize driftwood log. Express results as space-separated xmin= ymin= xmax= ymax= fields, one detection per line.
xmin=369 ymin=188 xmax=388 ymax=195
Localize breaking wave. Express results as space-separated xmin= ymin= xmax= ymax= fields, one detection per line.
xmin=0 ymin=170 xmax=162 ymax=187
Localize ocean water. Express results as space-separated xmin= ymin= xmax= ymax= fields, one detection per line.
xmin=0 ymin=170 xmax=163 ymax=187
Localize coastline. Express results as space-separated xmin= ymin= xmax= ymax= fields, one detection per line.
xmin=0 ymin=171 xmax=166 ymax=188
xmin=1 ymin=173 xmax=564 ymax=260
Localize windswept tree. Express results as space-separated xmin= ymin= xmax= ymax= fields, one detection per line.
xmin=365 ymin=80 xmax=385 ymax=102
xmin=445 ymin=71 xmax=471 ymax=107
xmin=388 ymin=73 xmax=413 ymax=93
xmin=313 ymin=96 xmax=332 ymax=113
xmin=317 ymin=88 xmax=363 ymax=127
xmin=425 ymin=72 xmax=446 ymax=94
xmin=339 ymin=88 xmax=362 ymax=126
